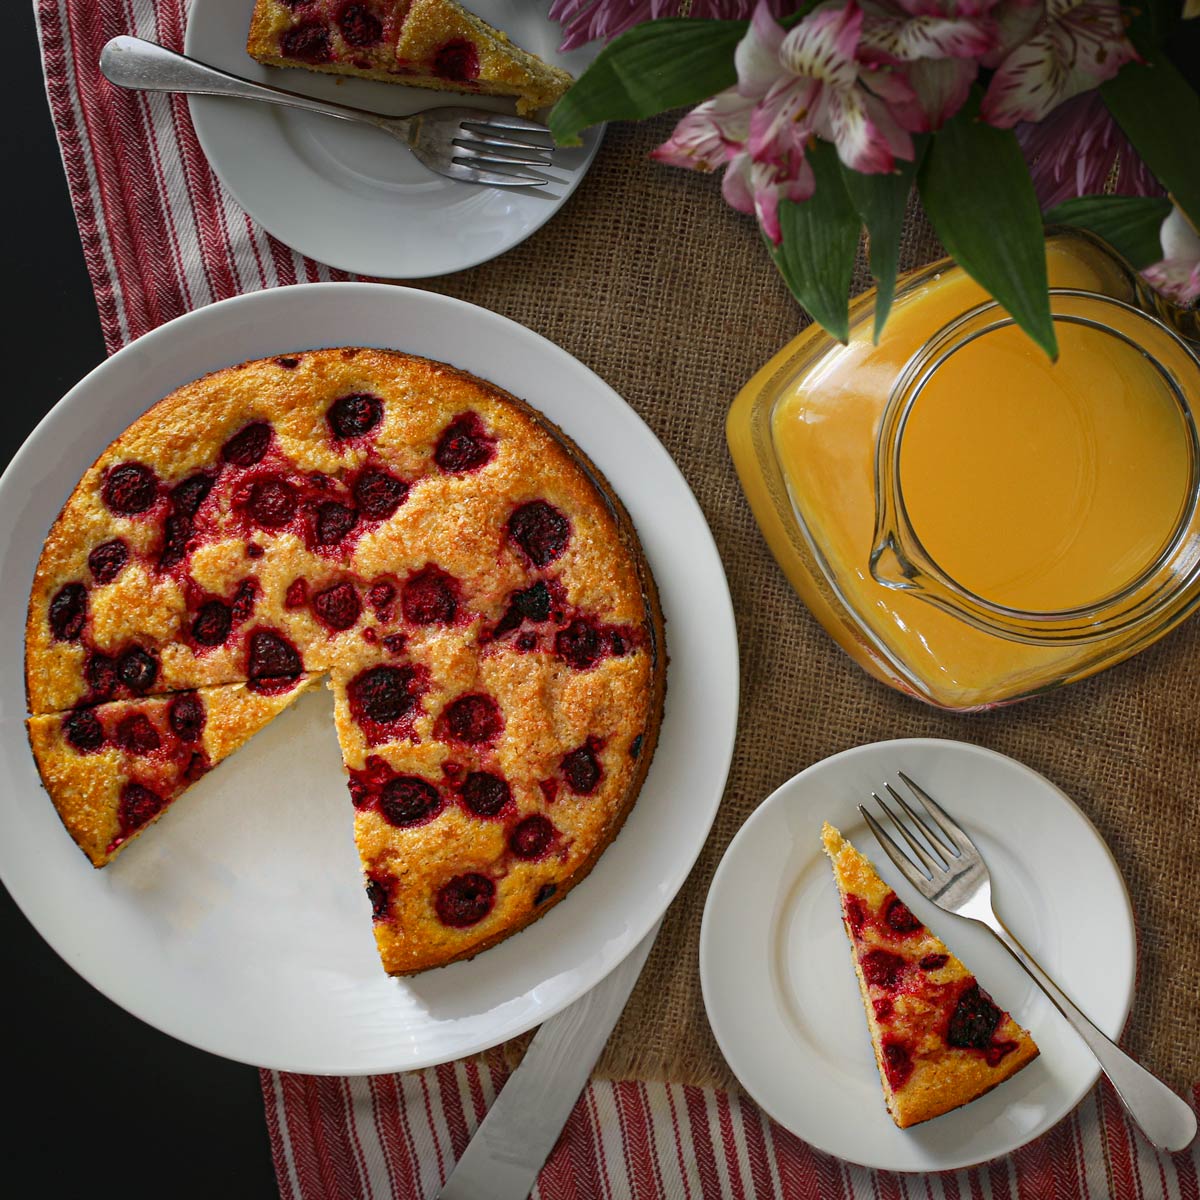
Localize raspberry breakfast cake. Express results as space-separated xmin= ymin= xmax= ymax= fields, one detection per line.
xmin=26 ymin=347 xmax=664 ymax=974
xmin=822 ymin=824 xmax=1038 ymax=1127
xmin=247 ymin=0 xmax=574 ymax=116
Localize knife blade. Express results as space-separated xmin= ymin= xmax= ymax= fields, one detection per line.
xmin=436 ymin=921 xmax=662 ymax=1200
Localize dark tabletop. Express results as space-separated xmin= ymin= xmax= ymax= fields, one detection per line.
xmin=3 ymin=8 xmax=278 ymax=1197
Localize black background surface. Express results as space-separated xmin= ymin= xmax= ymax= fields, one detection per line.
xmin=4 ymin=7 xmax=277 ymax=1198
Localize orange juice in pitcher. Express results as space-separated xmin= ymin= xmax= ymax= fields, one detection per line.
xmin=728 ymin=231 xmax=1200 ymax=709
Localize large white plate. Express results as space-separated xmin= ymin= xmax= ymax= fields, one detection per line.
xmin=185 ymin=0 xmax=603 ymax=277
xmin=0 ymin=284 xmax=738 ymax=1075
xmin=700 ymin=738 xmax=1135 ymax=1174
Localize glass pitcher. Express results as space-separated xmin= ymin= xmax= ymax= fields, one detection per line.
xmin=727 ymin=230 xmax=1200 ymax=710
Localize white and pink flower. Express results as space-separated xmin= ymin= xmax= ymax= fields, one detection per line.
xmin=981 ymin=0 xmax=1138 ymax=126
xmin=650 ymin=88 xmax=755 ymax=172
xmin=653 ymin=0 xmax=920 ymax=243
xmin=858 ymin=0 xmax=999 ymax=128
xmin=742 ymin=1 xmax=918 ymax=178
xmin=643 ymin=0 xmax=1145 ymax=255
xmin=1143 ymin=205 xmax=1200 ymax=308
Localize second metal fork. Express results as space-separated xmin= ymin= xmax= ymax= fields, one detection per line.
xmin=100 ymin=36 xmax=556 ymax=188
xmin=861 ymin=773 xmax=1196 ymax=1153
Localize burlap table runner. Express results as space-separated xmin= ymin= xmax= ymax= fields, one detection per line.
xmin=413 ymin=114 xmax=1199 ymax=1093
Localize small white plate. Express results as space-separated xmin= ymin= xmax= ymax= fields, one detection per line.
xmin=700 ymin=738 xmax=1135 ymax=1174
xmin=184 ymin=0 xmax=602 ymax=277
xmin=0 ymin=283 xmax=738 ymax=1074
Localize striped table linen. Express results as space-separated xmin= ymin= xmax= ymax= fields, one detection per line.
xmin=31 ymin=0 xmax=1200 ymax=1196
xmin=263 ymin=1065 xmax=1200 ymax=1200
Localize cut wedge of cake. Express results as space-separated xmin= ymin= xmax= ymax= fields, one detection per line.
xmin=822 ymin=823 xmax=1039 ymax=1128
xmin=247 ymin=0 xmax=575 ymax=116
xmin=28 ymin=677 xmax=318 ymax=867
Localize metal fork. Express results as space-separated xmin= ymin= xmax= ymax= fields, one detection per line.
xmin=99 ymin=36 xmax=555 ymax=187
xmin=860 ymin=773 xmax=1197 ymax=1152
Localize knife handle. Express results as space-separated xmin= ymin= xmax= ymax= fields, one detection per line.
xmin=436 ymin=923 xmax=661 ymax=1200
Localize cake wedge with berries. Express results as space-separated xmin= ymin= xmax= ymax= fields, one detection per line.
xmin=246 ymin=0 xmax=574 ymax=116
xmin=28 ymin=677 xmax=318 ymax=867
xmin=822 ymin=823 xmax=1038 ymax=1128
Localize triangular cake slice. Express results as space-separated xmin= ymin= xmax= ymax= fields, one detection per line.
xmin=28 ymin=677 xmax=319 ymax=867
xmin=822 ymin=823 xmax=1039 ymax=1127
xmin=247 ymin=0 xmax=574 ymax=116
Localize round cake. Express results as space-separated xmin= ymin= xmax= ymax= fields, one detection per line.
xmin=25 ymin=347 xmax=665 ymax=975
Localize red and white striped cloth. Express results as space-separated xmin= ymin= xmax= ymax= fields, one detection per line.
xmin=32 ymin=1 xmax=1200 ymax=1196
xmin=263 ymin=1064 xmax=1200 ymax=1200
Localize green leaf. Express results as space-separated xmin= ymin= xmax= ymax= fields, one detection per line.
xmin=1103 ymin=58 xmax=1200 ymax=230
xmin=770 ymin=143 xmax=860 ymax=343
xmin=918 ymin=101 xmax=1057 ymax=359
xmin=1044 ymin=194 xmax=1173 ymax=269
xmin=841 ymin=138 xmax=926 ymax=342
xmin=547 ymin=4 xmax=823 ymax=145
xmin=548 ymin=19 xmax=746 ymax=146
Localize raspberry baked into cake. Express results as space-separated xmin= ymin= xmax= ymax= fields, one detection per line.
xmin=26 ymin=348 xmax=664 ymax=975
xmin=247 ymin=0 xmax=574 ymax=116
xmin=822 ymin=824 xmax=1038 ymax=1127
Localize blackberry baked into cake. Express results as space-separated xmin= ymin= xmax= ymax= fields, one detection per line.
xmin=247 ymin=0 xmax=574 ymax=116
xmin=822 ymin=824 xmax=1038 ymax=1127
xmin=26 ymin=348 xmax=664 ymax=974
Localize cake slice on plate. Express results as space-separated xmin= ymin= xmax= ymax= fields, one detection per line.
xmin=822 ymin=823 xmax=1039 ymax=1128
xmin=247 ymin=0 xmax=574 ymax=116
xmin=28 ymin=677 xmax=318 ymax=867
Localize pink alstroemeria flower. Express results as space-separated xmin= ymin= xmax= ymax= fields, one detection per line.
xmin=651 ymin=86 xmax=815 ymax=242
xmin=1143 ymin=206 xmax=1200 ymax=308
xmin=743 ymin=1 xmax=918 ymax=180
xmin=859 ymin=0 xmax=999 ymax=128
xmin=653 ymin=1 xmax=917 ymax=244
xmin=981 ymin=0 xmax=1137 ymax=126
xmin=651 ymin=88 xmax=755 ymax=171
xmin=723 ymin=147 xmax=819 ymax=241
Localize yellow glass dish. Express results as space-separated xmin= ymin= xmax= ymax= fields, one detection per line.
xmin=728 ymin=231 xmax=1200 ymax=710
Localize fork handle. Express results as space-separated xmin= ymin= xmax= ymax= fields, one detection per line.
xmin=99 ymin=36 xmax=409 ymax=136
xmin=983 ymin=915 xmax=1196 ymax=1152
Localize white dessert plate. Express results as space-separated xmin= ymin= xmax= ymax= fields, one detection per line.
xmin=184 ymin=0 xmax=603 ymax=277
xmin=700 ymin=738 xmax=1135 ymax=1174
xmin=0 ymin=283 xmax=738 ymax=1074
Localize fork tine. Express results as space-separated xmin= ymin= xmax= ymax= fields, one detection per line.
xmin=453 ymin=157 xmax=555 ymax=184
xmin=896 ymin=771 xmax=973 ymax=856
xmin=452 ymin=164 xmax=550 ymax=187
xmin=460 ymin=121 xmax=555 ymax=149
xmin=870 ymin=790 xmax=947 ymax=875
xmin=461 ymin=114 xmax=552 ymax=135
xmin=452 ymin=138 xmax=553 ymax=166
xmin=884 ymin=782 xmax=958 ymax=862
xmin=859 ymin=805 xmax=933 ymax=888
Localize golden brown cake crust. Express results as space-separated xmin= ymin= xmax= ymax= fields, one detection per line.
xmin=26 ymin=347 xmax=665 ymax=975
xmin=822 ymin=824 xmax=1038 ymax=1128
